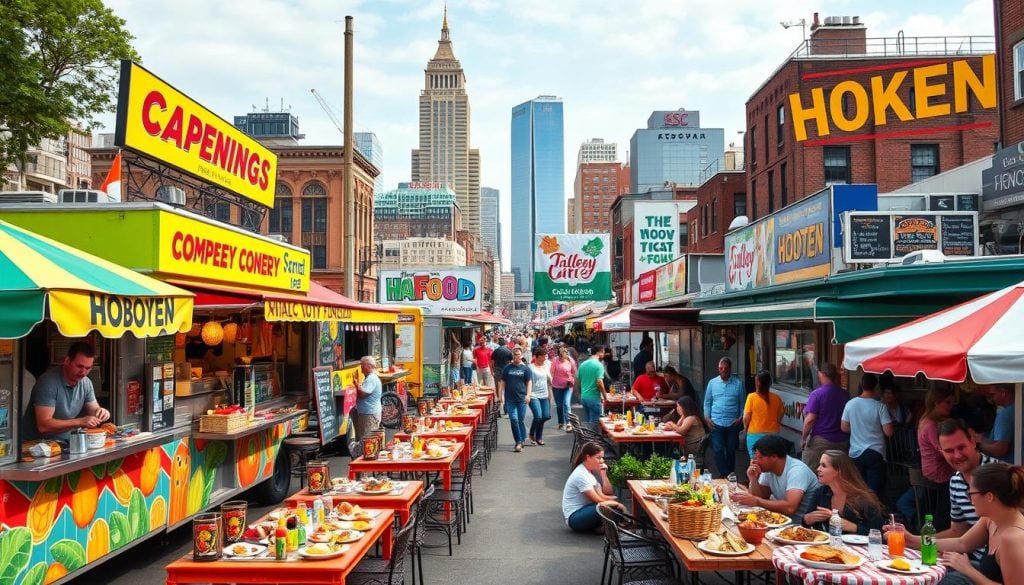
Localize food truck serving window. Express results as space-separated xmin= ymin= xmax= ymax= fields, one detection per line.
xmin=344 ymin=330 xmax=371 ymax=363
xmin=774 ymin=327 xmax=819 ymax=390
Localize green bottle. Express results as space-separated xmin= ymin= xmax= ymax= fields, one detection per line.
xmin=920 ymin=514 xmax=937 ymax=566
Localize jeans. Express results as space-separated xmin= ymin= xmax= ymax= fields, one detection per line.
xmin=567 ymin=503 xmax=601 ymax=532
xmin=746 ymin=432 xmax=770 ymax=458
xmin=529 ymin=397 xmax=551 ymax=441
xmin=853 ymin=448 xmax=886 ymax=495
xmin=581 ymin=397 xmax=604 ymax=424
xmin=507 ymin=401 xmax=528 ymax=445
xmin=710 ymin=422 xmax=742 ymax=478
xmin=553 ymin=387 xmax=572 ymax=425
xmin=461 ymin=366 xmax=474 ymax=384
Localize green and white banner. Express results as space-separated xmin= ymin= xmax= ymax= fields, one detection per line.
xmin=534 ymin=234 xmax=613 ymax=301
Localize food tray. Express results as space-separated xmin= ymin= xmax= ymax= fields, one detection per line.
xmin=199 ymin=412 xmax=248 ymax=433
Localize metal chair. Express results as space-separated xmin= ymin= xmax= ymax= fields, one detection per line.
xmin=410 ymin=482 xmax=434 ymax=585
xmin=347 ymin=510 xmax=417 ymax=585
xmin=597 ymin=504 xmax=678 ymax=585
xmin=424 ymin=467 xmax=471 ymax=555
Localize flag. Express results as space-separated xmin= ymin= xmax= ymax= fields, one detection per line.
xmin=99 ymin=151 xmax=122 ymax=200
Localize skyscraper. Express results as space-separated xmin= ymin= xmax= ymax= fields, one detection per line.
xmin=510 ymin=96 xmax=564 ymax=293
xmin=479 ymin=187 xmax=499 ymax=258
xmin=629 ymin=109 xmax=724 ymax=192
xmin=354 ymin=132 xmax=383 ymax=194
xmin=410 ymin=10 xmax=481 ymax=237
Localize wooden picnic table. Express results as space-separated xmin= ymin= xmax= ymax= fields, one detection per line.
xmin=164 ymin=509 xmax=395 ymax=585
xmin=628 ymin=480 xmax=774 ymax=585
xmin=285 ymin=481 xmax=425 ymax=526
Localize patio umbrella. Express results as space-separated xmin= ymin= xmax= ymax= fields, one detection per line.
xmin=842 ymin=280 xmax=1024 ymax=384
xmin=0 ymin=219 xmax=194 ymax=339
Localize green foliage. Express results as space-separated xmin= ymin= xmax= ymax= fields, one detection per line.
xmin=644 ymin=453 xmax=672 ymax=480
xmin=49 ymin=539 xmax=86 ymax=572
xmin=108 ymin=511 xmax=131 ymax=550
xmin=607 ymin=453 xmax=644 ymax=488
xmin=0 ymin=527 xmax=33 ymax=585
xmin=582 ymin=237 xmax=604 ymax=258
xmin=127 ymin=488 xmax=149 ymax=539
xmin=0 ymin=0 xmax=140 ymax=173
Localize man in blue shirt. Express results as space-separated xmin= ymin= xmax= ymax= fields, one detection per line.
xmin=976 ymin=384 xmax=1014 ymax=463
xmin=704 ymin=357 xmax=745 ymax=478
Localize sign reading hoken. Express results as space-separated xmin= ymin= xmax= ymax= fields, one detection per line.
xmin=114 ymin=61 xmax=278 ymax=207
xmin=534 ymin=234 xmax=612 ymax=301
xmin=378 ymin=268 xmax=481 ymax=315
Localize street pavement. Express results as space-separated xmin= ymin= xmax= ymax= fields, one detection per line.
xmin=76 ymin=409 xmax=742 ymax=585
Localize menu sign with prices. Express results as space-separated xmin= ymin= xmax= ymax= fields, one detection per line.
xmin=311 ymin=367 xmax=338 ymax=445
xmin=843 ymin=211 xmax=979 ymax=263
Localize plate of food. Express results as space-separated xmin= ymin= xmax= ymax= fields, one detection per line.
xmin=242 ymin=522 xmax=276 ymax=542
xmin=768 ymin=525 xmax=830 ymax=545
xmin=223 ymin=542 xmax=266 ymax=558
xmin=298 ymin=543 xmax=350 ymax=560
xmin=643 ymin=483 xmax=677 ymax=498
xmin=307 ymin=526 xmax=335 ymax=544
xmin=334 ymin=530 xmax=364 ymax=544
xmin=874 ymin=558 xmax=929 ymax=575
xmin=697 ymin=531 xmax=754 ymax=556
xmin=357 ymin=478 xmax=394 ymax=494
xmin=421 ymin=448 xmax=450 ymax=460
xmin=335 ymin=502 xmax=375 ymax=521
xmin=795 ymin=545 xmax=864 ymax=570
xmin=738 ymin=508 xmax=792 ymax=528
xmin=267 ymin=507 xmax=292 ymax=521
xmin=841 ymin=534 xmax=869 ymax=545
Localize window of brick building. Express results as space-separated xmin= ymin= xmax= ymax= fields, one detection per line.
xmin=1015 ymin=41 xmax=1024 ymax=100
xmin=268 ymin=183 xmax=293 ymax=235
xmin=301 ymin=181 xmax=329 ymax=269
xmin=911 ymin=144 xmax=939 ymax=183
xmin=750 ymin=127 xmax=757 ymax=168
xmin=701 ymin=205 xmax=708 ymax=237
xmin=711 ymin=197 xmax=718 ymax=233
xmin=679 ymin=223 xmax=689 ymax=252
xmin=764 ymin=116 xmax=769 ymax=162
xmin=768 ymin=170 xmax=776 ymax=213
xmin=733 ymin=192 xmax=747 ymax=218
xmin=780 ymin=162 xmax=788 ymax=207
xmin=823 ymin=146 xmax=851 ymax=186
xmin=777 ymin=104 xmax=785 ymax=149
xmin=751 ymin=179 xmax=758 ymax=220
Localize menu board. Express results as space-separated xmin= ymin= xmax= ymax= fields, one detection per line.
xmin=941 ymin=215 xmax=978 ymax=256
xmin=311 ymin=367 xmax=339 ymax=445
xmin=847 ymin=215 xmax=892 ymax=261
xmin=893 ymin=215 xmax=938 ymax=256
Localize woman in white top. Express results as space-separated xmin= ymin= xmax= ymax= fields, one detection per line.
xmin=461 ymin=345 xmax=475 ymax=384
xmin=528 ymin=346 xmax=552 ymax=445
xmin=562 ymin=441 xmax=621 ymax=531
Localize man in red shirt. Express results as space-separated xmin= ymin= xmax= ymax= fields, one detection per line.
xmin=473 ymin=338 xmax=494 ymax=386
xmin=631 ymin=361 xmax=665 ymax=401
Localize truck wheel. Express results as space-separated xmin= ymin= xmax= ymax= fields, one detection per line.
xmin=254 ymin=448 xmax=291 ymax=504
xmin=380 ymin=392 xmax=404 ymax=429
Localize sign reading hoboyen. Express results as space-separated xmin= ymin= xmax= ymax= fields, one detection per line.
xmin=158 ymin=211 xmax=309 ymax=292
xmin=51 ymin=292 xmax=193 ymax=339
xmin=378 ymin=268 xmax=481 ymax=315
xmin=115 ymin=61 xmax=278 ymax=207
xmin=633 ymin=202 xmax=681 ymax=279
xmin=534 ymin=234 xmax=612 ymax=301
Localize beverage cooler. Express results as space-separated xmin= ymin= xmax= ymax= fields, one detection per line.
xmin=144 ymin=362 xmax=176 ymax=431
xmin=232 ymin=363 xmax=280 ymax=409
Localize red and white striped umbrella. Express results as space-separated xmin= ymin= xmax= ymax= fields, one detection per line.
xmin=843 ymin=281 xmax=1024 ymax=384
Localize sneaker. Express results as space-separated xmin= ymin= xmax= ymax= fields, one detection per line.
xmin=514 ymin=444 xmax=523 ymax=453
xmin=565 ymin=424 xmax=573 ymax=432
xmin=557 ymin=424 xmax=564 ymax=430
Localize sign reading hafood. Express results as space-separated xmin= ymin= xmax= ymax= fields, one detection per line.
xmin=790 ymin=54 xmax=996 ymax=143
xmin=534 ymin=234 xmax=612 ymax=301
xmin=378 ymin=268 xmax=481 ymax=315
xmin=633 ymin=202 xmax=681 ymax=279
xmin=115 ymin=61 xmax=278 ymax=207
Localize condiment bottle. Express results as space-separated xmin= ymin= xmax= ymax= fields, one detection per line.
xmin=286 ymin=515 xmax=298 ymax=552
xmin=296 ymin=502 xmax=308 ymax=544
xmin=275 ymin=517 xmax=287 ymax=560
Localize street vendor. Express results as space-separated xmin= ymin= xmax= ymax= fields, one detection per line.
xmin=23 ymin=342 xmax=110 ymax=442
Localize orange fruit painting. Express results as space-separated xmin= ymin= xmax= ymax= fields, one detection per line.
xmin=28 ymin=477 xmax=62 ymax=544
xmin=71 ymin=471 xmax=99 ymax=528
xmin=236 ymin=434 xmax=260 ymax=487
xmin=110 ymin=468 xmax=133 ymax=506
xmin=44 ymin=562 xmax=67 ymax=585
xmin=139 ymin=447 xmax=161 ymax=496
xmin=87 ymin=519 xmax=110 ymax=562
xmin=150 ymin=495 xmax=167 ymax=529
xmin=168 ymin=439 xmax=191 ymax=525
xmin=539 ymin=235 xmax=560 ymax=254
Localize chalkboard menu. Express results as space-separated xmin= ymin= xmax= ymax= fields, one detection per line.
xmin=848 ymin=215 xmax=892 ymax=261
xmin=956 ymin=194 xmax=979 ymax=211
xmin=311 ymin=367 xmax=339 ymax=445
xmin=893 ymin=215 xmax=938 ymax=257
xmin=941 ymin=215 xmax=978 ymax=256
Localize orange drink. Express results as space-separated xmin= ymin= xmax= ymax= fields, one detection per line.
xmin=888 ymin=525 xmax=905 ymax=557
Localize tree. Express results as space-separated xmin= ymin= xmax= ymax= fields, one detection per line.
xmin=0 ymin=0 xmax=139 ymax=186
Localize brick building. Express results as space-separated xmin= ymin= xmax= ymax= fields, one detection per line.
xmin=746 ymin=14 xmax=998 ymax=223
xmin=996 ymin=0 xmax=1024 ymax=145
xmin=685 ymin=169 xmax=747 ymax=254
xmin=572 ymin=161 xmax=630 ymax=233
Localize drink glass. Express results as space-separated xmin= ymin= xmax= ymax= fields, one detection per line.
xmin=868 ymin=529 xmax=883 ymax=561
xmin=192 ymin=512 xmax=223 ymax=561
xmin=727 ymin=473 xmax=738 ymax=491
xmin=888 ymin=524 xmax=905 ymax=557
xmin=221 ymin=501 xmax=247 ymax=543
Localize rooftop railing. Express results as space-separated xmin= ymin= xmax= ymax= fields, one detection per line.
xmin=789 ymin=35 xmax=994 ymax=60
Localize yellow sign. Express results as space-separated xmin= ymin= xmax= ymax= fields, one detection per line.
xmin=265 ymin=301 xmax=397 ymax=324
xmin=115 ymin=61 xmax=278 ymax=207
xmin=790 ymin=54 xmax=996 ymax=142
xmin=157 ymin=211 xmax=310 ymax=292
xmin=50 ymin=291 xmax=193 ymax=338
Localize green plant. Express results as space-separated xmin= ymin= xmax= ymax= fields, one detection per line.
xmin=670 ymin=483 xmax=716 ymax=506
xmin=607 ymin=453 xmax=644 ymax=488
xmin=644 ymin=454 xmax=672 ymax=480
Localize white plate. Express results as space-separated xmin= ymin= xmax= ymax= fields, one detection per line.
xmin=873 ymin=559 xmax=930 ymax=575
xmin=696 ymin=539 xmax=755 ymax=556
xmin=794 ymin=545 xmax=865 ymax=570
xmin=767 ymin=527 xmax=830 ymax=545
xmin=421 ymin=450 xmax=450 ymax=460
xmin=297 ymin=544 xmax=351 ymax=560
xmin=223 ymin=542 xmax=266 ymax=557
xmin=841 ymin=534 xmax=869 ymax=545
xmin=334 ymin=530 xmax=364 ymax=544
xmin=736 ymin=509 xmax=792 ymax=528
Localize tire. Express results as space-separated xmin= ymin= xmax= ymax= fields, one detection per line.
xmin=380 ymin=392 xmax=404 ymax=429
xmin=254 ymin=447 xmax=290 ymax=504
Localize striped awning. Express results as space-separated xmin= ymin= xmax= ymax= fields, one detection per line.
xmin=0 ymin=220 xmax=194 ymax=339
xmin=348 ymin=324 xmax=382 ymax=333
xmin=180 ymin=281 xmax=399 ymax=324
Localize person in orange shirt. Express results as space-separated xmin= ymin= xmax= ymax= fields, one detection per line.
xmin=743 ymin=370 xmax=784 ymax=457
xmin=630 ymin=361 xmax=664 ymax=402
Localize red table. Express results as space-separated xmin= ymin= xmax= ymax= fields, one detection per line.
xmin=349 ymin=441 xmax=466 ymax=484
xmin=164 ymin=509 xmax=395 ymax=584
xmin=598 ymin=418 xmax=685 ymax=446
xmin=423 ymin=412 xmax=481 ymax=431
xmin=285 ymin=481 xmax=424 ymax=526
xmin=395 ymin=425 xmax=474 ymax=457
xmin=773 ymin=544 xmax=945 ymax=584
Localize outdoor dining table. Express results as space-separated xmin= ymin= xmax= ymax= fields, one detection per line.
xmin=164 ymin=509 xmax=395 ymax=585
xmin=349 ymin=441 xmax=466 ymax=483
xmin=423 ymin=411 xmax=482 ymax=430
xmin=438 ymin=396 xmax=491 ymax=411
xmin=395 ymin=425 xmax=474 ymax=457
xmin=628 ymin=480 xmax=774 ymax=585
xmin=285 ymin=481 xmax=425 ymax=526
xmin=773 ymin=544 xmax=945 ymax=585
xmin=602 ymin=393 xmax=678 ymax=414
xmin=601 ymin=418 xmax=684 ymax=457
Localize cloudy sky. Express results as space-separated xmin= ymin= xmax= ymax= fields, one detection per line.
xmin=99 ymin=0 xmax=992 ymax=270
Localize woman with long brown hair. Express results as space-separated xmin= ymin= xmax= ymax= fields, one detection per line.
xmin=561 ymin=442 xmax=621 ymax=532
xmin=802 ymin=450 xmax=884 ymax=534
xmin=918 ymin=387 xmax=956 ymax=484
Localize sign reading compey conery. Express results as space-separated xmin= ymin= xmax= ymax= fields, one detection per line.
xmin=633 ymin=201 xmax=681 ymax=279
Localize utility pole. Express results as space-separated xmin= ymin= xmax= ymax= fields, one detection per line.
xmin=343 ymin=16 xmax=355 ymax=298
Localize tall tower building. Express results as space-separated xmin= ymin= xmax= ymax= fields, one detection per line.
xmin=510 ymin=95 xmax=564 ymax=293
xmin=411 ymin=10 xmax=481 ymax=237
xmin=629 ymin=108 xmax=724 ymax=192
xmin=479 ymin=187 xmax=499 ymax=257
xmin=354 ymin=132 xmax=384 ymax=194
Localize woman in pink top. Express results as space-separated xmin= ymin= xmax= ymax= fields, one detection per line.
xmin=918 ymin=387 xmax=956 ymax=483
xmin=551 ymin=346 xmax=577 ymax=432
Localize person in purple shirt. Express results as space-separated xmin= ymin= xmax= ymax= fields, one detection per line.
xmin=800 ymin=363 xmax=850 ymax=470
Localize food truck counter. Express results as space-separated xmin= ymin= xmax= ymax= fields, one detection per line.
xmin=190 ymin=406 xmax=307 ymax=441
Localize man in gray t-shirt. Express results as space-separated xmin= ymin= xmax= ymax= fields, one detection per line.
xmin=733 ymin=434 xmax=821 ymax=519
xmin=840 ymin=373 xmax=893 ymax=495
xmin=23 ymin=342 xmax=110 ymax=442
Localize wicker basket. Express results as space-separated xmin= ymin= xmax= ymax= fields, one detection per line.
xmin=667 ymin=502 xmax=722 ymax=540
xmin=199 ymin=412 xmax=248 ymax=433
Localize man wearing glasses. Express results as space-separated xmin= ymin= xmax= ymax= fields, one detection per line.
xmin=23 ymin=342 xmax=110 ymax=441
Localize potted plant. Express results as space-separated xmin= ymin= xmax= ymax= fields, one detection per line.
xmin=644 ymin=454 xmax=672 ymax=480
xmin=607 ymin=453 xmax=645 ymax=488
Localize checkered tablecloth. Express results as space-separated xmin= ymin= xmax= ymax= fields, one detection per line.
xmin=772 ymin=545 xmax=946 ymax=585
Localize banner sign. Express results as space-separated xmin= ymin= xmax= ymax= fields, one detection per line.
xmin=655 ymin=256 xmax=687 ymax=301
xmin=52 ymin=292 xmax=193 ymax=339
xmin=114 ymin=61 xmax=278 ymax=207
xmin=725 ymin=218 xmax=775 ymax=291
xmin=843 ymin=211 xmax=979 ymax=263
xmin=378 ymin=268 xmax=481 ymax=314
xmin=632 ymin=202 xmax=681 ymax=278
xmin=533 ymin=234 xmax=612 ymax=301
xmin=637 ymin=270 xmax=656 ymax=303
xmin=772 ymin=191 xmax=831 ymax=284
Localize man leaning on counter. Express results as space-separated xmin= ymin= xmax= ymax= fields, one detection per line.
xmin=23 ymin=342 xmax=111 ymax=441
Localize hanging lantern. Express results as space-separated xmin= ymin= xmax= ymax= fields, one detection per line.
xmin=222 ymin=322 xmax=239 ymax=344
xmin=201 ymin=321 xmax=224 ymax=346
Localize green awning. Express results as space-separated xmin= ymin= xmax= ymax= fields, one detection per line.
xmin=699 ymin=301 xmax=815 ymax=324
